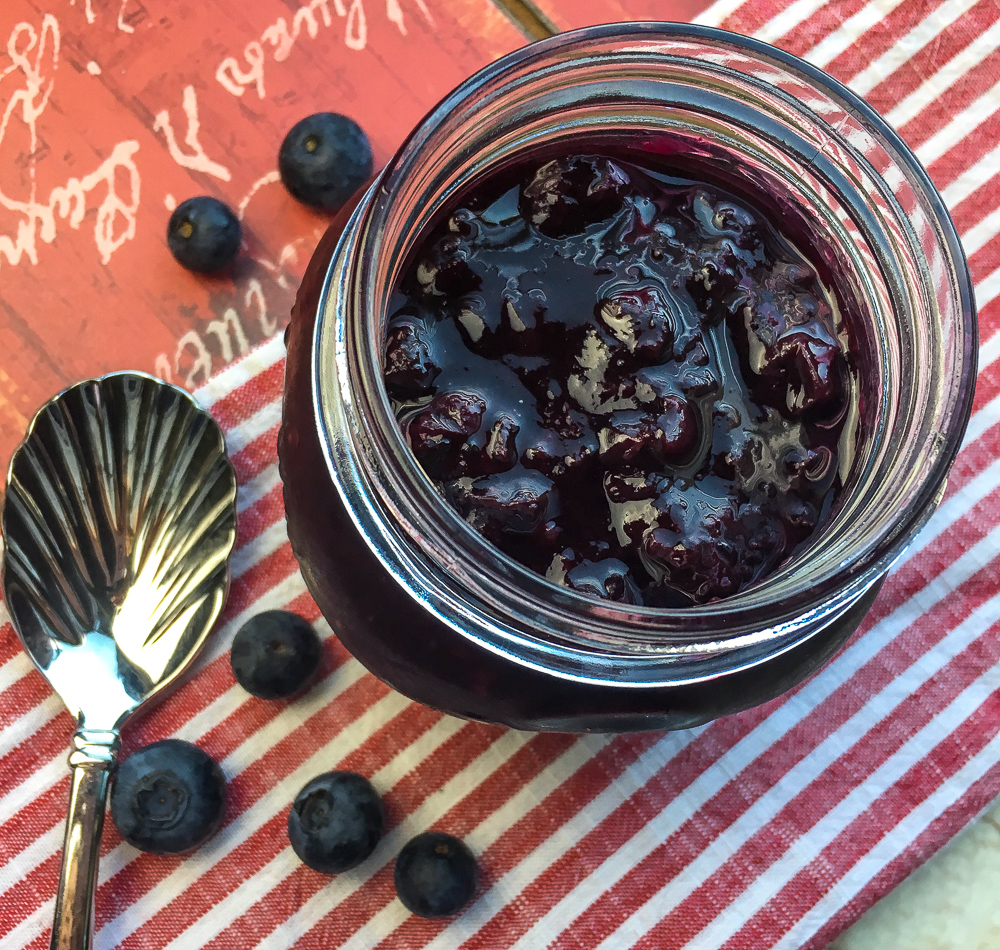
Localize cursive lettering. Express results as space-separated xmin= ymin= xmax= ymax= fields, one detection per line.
xmin=345 ymin=0 xmax=366 ymax=50
xmin=116 ymin=0 xmax=135 ymax=33
xmin=216 ymin=40 xmax=266 ymax=98
xmin=217 ymin=0 xmax=432 ymax=99
xmin=0 ymin=15 xmax=141 ymax=269
xmin=155 ymin=279 xmax=277 ymax=387
xmin=70 ymin=0 xmax=138 ymax=33
xmin=153 ymin=85 xmax=232 ymax=181
xmin=206 ymin=308 xmax=250 ymax=364
xmin=69 ymin=0 xmax=97 ymax=25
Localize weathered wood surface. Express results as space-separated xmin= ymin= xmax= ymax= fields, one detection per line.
xmin=0 ymin=0 xmax=711 ymax=471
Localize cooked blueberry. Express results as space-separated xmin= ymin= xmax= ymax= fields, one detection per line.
xmin=640 ymin=487 xmax=793 ymax=604
xmin=598 ymin=399 xmax=696 ymax=466
xmin=565 ymin=558 xmax=641 ymax=603
xmin=520 ymin=157 xmax=630 ymax=236
xmin=407 ymin=391 xmax=487 ymax=477
xmin=167 ymin=196 xmax=241 ymax=273
xmin=278 ymin=112 xmax=374 ymax=212
xmin=774 ymin=331 xmax=845 ymax=417
xmin=288 ymin=771 xmax=383 ymax=873
xmin=643 ymin=524 xmax=747 ymax=603
xmin=110 ymin=739 xmax=225 ymax=855
xmin=394 ymin=832 xmax=478 ymax=918
xmin=447 ymin=469 xmax=557 ymax=536
xmin=736 ymin=264 xmax=846 ymax=418
xmin=454 ymin=413 xmax=520 ymax=477
xmin=520 ymin=431 xmax=598 ymax=481
xmin=597 ymin=287 xmax=675 ymax=365
xmin=384 ymin=317 xmax=441 ymax=397
xmin=230 ymin=611 xmax=321 ymax=700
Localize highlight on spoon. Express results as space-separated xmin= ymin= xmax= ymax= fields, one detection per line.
xmin=0 ymin=372 xmax=238 ymax=727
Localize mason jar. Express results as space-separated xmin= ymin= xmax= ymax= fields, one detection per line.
xmin=278 ymin=23 xmax=977 ymax=733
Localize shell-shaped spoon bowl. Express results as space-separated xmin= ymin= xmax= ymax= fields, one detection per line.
xmin=0 ymin=372 xmax=237 ymax=950
xmin=2 ymin=372 xmax=237 ymax=725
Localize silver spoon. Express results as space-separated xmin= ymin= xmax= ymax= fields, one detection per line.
xmin=0 ymin=372 xmax=238 ymax=950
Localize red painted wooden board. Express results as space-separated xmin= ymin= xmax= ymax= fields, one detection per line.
xmin=0 ymin=0 xmax=523 ymax=473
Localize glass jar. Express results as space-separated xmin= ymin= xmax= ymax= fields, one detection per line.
xmin=278 ymin=23 xmax=976 ymax=732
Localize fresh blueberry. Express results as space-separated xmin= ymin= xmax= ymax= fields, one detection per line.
xmin=230 ymin=610 xmax=322 ymax=700
xmin=278 ymin=112 xmax=374 ymax=212
xmin=394 ymin=831 xmax=478 ymax=918
xmin=166 ymin=196 xmax=241 ymax=272
xmin=110 ymin=739 xmax=226 ymax=855
xmin=287 ymin=771 xmax=383 ymax=873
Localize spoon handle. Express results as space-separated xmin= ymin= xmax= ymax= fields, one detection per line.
xmin=50 ymin=730 xmax=119 ymax=950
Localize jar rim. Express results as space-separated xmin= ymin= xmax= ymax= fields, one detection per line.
xmin=313 ymin=23 xmax=976 ymax=668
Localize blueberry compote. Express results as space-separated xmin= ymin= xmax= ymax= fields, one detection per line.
xmin=383 ymin=155 xmax=855 ymax=607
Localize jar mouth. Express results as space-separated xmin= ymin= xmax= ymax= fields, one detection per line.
xmin=314 ymin=23 xmax=976 ymax=665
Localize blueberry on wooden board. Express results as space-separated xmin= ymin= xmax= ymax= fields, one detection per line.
xmin=278 ymin=112 xmax=374 ymax=212
xmin=166 ymin=196 xmax=241 ymax=272
xmin=230 ymin=610 xmax=322 ymax=700
xmin=110 ymin=739 xmax=226 ymax=855
xmin=288 ymin=771 xmax=384 ymax=873
xmin=394 ymin=832 xmax=478 ymax=917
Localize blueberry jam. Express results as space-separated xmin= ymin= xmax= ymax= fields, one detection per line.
xmin=383 ymin=154 xmax=856 ymax=607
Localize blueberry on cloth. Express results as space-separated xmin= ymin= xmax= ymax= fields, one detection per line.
xmin=166 ymin=196 xmax=241 ymax=272
xmin=230 ymin=610 xmax=321 ymax=700
xmin=278 ymin=112 xmax=374 ymax=212
xmin=288 ymin=771 xmax=384 ymax=873
xmin=110 ymin=739 xmax=226 ymax=855
xmin=394 ymin=831 xmax=478 ymax=917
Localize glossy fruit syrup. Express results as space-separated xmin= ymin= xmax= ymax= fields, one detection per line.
xmin=383 ymin=155 xmax=857 ymax=607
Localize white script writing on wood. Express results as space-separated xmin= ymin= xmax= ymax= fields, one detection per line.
xmin=217 ymin=0 xmax=434 ymax=99
xmin=153 ymin=85 xmax=232 ymax=182
xmin=0 ymin=15 xmax=140 ymax=270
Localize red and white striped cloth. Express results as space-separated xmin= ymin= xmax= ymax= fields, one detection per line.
xmin=2 ymin=2 xmax=1000 ymax=948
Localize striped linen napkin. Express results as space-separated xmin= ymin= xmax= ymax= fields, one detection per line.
xmin=2 ymin=2 xmax=1000 ymax=948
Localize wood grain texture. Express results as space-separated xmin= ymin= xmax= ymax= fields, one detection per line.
xmin=529 ymin=0 xmax=713 ymax=31
xmin=0 ymin=0 xmax=523 ymax=473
